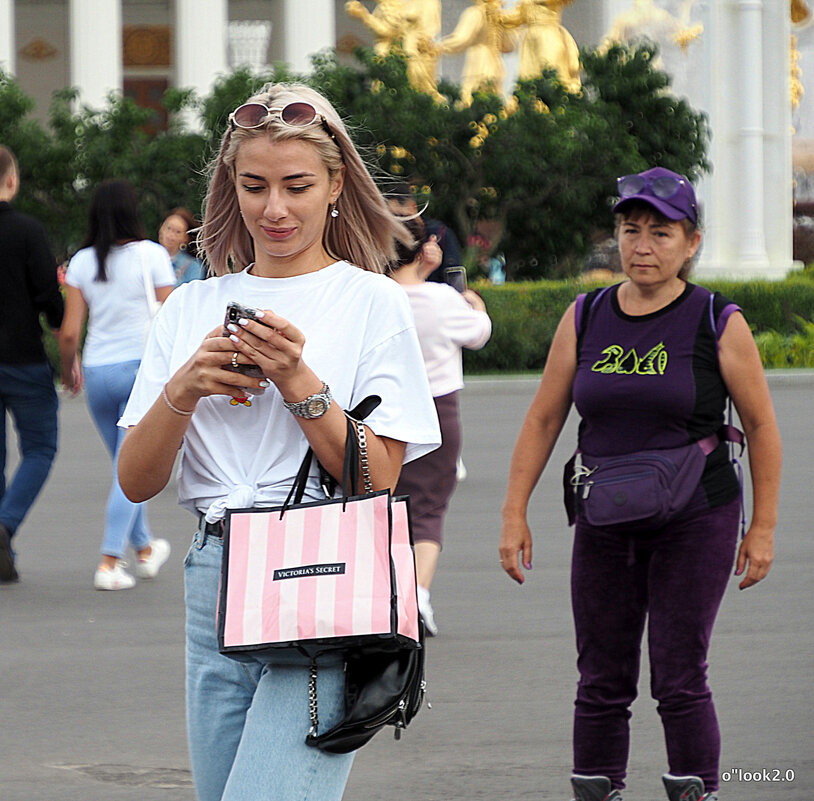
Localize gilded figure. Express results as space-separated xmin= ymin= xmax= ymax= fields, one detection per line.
xmin=601 ymin=0 xmax=703 ymax=60
xmin=346 ymin=0 xmax=444 ymax=102
xmin=502 ymin=0 xmax=581 ymax=92
xmin=439 ymin=0 xmax=515 ymax=106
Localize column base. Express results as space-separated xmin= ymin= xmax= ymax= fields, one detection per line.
xmin=694 ymin=259 xmax=801 ymax=281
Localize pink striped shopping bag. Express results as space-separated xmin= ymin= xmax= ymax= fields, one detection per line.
xmin=217 ymin=489 xmax=421 ymax=656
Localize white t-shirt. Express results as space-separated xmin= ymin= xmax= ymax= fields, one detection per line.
xmin=400 ymin=282 xmax=492 ymax=397
xmin=65 ymin=239 xmax=176 ymax=366
xmin=119 ymin=261 xmax=441 ymax=521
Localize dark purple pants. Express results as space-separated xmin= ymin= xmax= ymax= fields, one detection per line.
xmin=571 ymin=497 xmax=740 ymax=791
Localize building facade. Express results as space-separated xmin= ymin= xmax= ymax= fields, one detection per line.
xmin=0 ymin=0 xmax=797 ymax=278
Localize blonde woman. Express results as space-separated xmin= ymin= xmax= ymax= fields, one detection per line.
xmin=117 ymin=84 xmax=440 ymax=801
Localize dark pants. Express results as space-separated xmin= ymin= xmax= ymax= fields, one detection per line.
xmin=571 ymin=497 xmax=740 ymax=791
xmin=394 ymin=391 xmax=461 ymax=547
xmin=0 ymin=363 xmax=59 ymax=536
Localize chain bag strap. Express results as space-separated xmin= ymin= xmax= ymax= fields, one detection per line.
xmin=308 ymin=407 xmax=375 ymax=736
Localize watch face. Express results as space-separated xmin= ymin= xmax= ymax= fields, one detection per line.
xmin=306 ymin=397 xmax=328 ymax=417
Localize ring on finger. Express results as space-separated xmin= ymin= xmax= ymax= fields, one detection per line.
xmin=231 ymin=352 xmax=239 ymax=368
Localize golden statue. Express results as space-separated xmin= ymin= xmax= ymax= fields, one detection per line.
xmin=346 ymin=0 xmax=444 ymax=102
xmin=345 ymin=0 xmax=404 ymax=57
xmin=791 ymin=0 xmax=812 ymax=26
xmin=601 ymin=0 xmax=703 ymax=61
xmin=502 ymin=0 xmax=581 ymax=93
xmin=791 ymin=1 xmax=810 ymax=113
xmin=439 ymin=0 xmax=515 ymax=106
xmin=400 ymin=0 xmax=445 ymax=102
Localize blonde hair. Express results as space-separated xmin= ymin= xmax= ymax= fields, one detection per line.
xmin=199 ymin=83 xmax=412 ymax=276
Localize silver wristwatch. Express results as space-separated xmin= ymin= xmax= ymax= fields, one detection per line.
xmin=282 ymin=382 xmax=333 ymax=419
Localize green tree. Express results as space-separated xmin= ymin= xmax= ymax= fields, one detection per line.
xmin=1 ymin=70 xmax=208 ymax=260
xmin=581 ymin=43 xmax=710 ymax=180
xmin=310 ymin=44 xmax=708 ymax=279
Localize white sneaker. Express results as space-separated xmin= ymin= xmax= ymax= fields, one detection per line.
xmin=94 ymin=561 xmax=136 ymax=591
xmin=417 ymin=585 xmax=438 ymax=637
xmin=132 ymin=538 xmax=171 ymax=580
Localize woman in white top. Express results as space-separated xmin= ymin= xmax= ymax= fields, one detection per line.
xmin=389 ymin=216 xmax=492 ymax=635
xmin=59 ymin=179 xmax=175 ymax=590
xmin=116 ymin=83 xmax=440 ymax=801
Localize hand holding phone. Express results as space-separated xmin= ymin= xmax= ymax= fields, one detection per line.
xmin=444 ymin=267 xmax=467 ymax=293
xmin=222 ymin=302 xmax=272 ymax=378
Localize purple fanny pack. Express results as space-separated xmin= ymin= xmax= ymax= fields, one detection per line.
xmin=565 ymin=433 xmax=726 ymax=529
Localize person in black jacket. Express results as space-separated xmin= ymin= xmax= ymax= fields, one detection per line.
xmin=0 ymin=145 xmax=70 ymax=583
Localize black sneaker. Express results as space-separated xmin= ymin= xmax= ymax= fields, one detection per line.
xmin=570 ymin=775 xmax=624 ymax=801
xmin=0 ymin=523 xmax=19 ymax=583
xmin=662 ymin=774 xmax=717 ymax=801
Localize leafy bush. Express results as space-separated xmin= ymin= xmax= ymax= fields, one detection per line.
xmin=462 ymin=273 xmax=814 ymax=373
xmin=754 ymin=316 xmax=814 ymax=368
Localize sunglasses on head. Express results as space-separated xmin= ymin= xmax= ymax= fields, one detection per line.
xmin=617 ymin=173 xmax=688 ymax=202
xmin=229 ymin=101 xmax=338 ymax=145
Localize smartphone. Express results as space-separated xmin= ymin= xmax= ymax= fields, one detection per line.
xmin=222 ymin=302 xmax=271 ymax=378
xmin=444 ymin=267 xmax=467 ymax=293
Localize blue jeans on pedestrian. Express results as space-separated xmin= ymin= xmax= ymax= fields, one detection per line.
xmin=0 ymin=362 xmax=59 ymax=536
xmin=571 ymin=497 xmax=741 ymax=792
xmin=184 ymin=525 xmax=355 ymax=801
xmin=83 ymin=360 xmax=151 ymax=558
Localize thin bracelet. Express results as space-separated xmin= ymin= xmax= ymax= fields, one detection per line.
xmin=162 ymin=384 xmax=195 ymax=416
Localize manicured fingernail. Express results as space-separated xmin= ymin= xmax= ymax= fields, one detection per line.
xmin=238 ymin=318 xmax=250 ymax=326
xmin=254 ymin=310 xmax=265 ymax=318
xmin=524 ymin=562 xmax=532 ymax=570
xmin=227 ymin=323 xmax=239 ymax=333
xmin=259 ymin=379 xmax=270 ymax=388
xmin=230 ymin=334 xmax=240 ymax=343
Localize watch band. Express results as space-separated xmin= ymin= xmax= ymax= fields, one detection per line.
xmin=282 ymin=382 xmax=333 ymax=419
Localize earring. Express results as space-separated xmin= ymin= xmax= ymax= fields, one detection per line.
xmin=330 ymin=203 xmax=339 ymax=219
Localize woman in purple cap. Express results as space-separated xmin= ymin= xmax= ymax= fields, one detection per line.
xmin=499 ymin=167 xmax=781 ymax=801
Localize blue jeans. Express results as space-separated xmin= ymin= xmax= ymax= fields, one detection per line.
xmin=0 ymin=362 xmax=58 ymax=536
xmin=83 ymin=361 xmax=151 ymax=558
xmin=184 ymin=526 xmax=355 ymax=801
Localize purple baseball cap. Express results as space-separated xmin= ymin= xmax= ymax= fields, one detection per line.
xmin=612 ymin=166 xmax=698 ymax=225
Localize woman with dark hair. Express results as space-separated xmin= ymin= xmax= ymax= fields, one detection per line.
xmin=59 ymin=179 xmax=176 ymax=590
xmin=158 ymin=206 xmax=207 ymax=284
xmin=389 ymin=215 xmax=491 ymax=634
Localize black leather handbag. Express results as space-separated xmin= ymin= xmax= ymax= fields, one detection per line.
xmin=300 ymin=396 xmax=428 ymax=753
xmin=305 ymin=619 xmax=427 ymax=754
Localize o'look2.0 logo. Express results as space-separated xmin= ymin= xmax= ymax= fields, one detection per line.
xmin=721 ymin=767 xmax=796 ymax=784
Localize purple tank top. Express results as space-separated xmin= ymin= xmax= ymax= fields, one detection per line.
xmin=572 ymin=283 xmax=738 ymax=458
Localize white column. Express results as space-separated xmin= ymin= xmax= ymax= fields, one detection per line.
xmin=737 ymin=0 xmax=769 ymax=267
xmin=280 ymin=0 xmax=335 ymax=76
xmin=70 ymin=0 xmax=121 ymax=108
xmin=175 ymin=0 xmax=228 ymax=97
xmin=0 ymin=0 xmax=14 ymax=75
xmin=762 ymin=2 xmax=794 ymax=270
xmin=691 ymin=0 xmax=794 ymax=280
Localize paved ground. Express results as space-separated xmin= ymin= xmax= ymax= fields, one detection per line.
xmin=1 ymin=374 xmax=812 ymax=801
